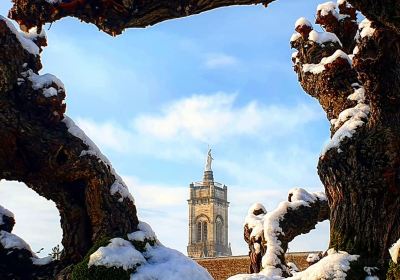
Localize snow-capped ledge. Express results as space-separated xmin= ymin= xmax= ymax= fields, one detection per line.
xmin=128 ymin=221 xmax=157 ymax=243
xmin=0 ymin=205 xmax=14 ymax=226
xmin=302 ymin=50 xmax=351 ymax=74
xmin=308 ymin=30 xmax=342 ymax=46
xmin=62 ymin=116 xmax=135 ymax=204
xmin=20 ymin=69 xmax=65 ymax=98
xmin=322 ymin=84 xmax=370 ymax=155
xmin=0 ymin=16 xmax=40 ymax=56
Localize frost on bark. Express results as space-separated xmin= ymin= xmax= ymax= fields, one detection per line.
xmin=0 ymin=17 xmax=138 ymax=278
xmin=291 ymin=1 xmax=400 ymax=278
xmin=9 ymin=0 xmax=270 ymax=36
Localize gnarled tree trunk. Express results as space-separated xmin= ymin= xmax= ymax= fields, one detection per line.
xmin=292 ymin=1 xmax=400 ymax=277
xmin=0 ymin=18 xmax=138 ymax=277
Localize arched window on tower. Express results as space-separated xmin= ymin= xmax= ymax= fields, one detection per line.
xmin=216 ymin=216 xmax=224 ymax=244
xmin=202 ymin=221 xmax=208 ymax=242
xmin=196 ymin=216 xmax=209 ymax=243
xmin=197 ymin=222 xmax=202 ymax=242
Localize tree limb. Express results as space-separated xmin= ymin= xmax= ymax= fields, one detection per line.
xmin=245 ymin=189 xmax=329 ymax=277
xmin=9 ymin=0 xmax=271 ymax=36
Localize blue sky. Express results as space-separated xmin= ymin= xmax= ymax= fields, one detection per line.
xmin=0 ymin=0 xmax=331 ymax=257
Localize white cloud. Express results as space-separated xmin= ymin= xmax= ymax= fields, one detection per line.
xmin=76 ymin=119 xmax=134 ymax=153
xmin=204 ymin=53 xmax=238 ymax=69
xmin=124 ymin=176 xmax=187 ymax=209
xmin=134 ymin=92 xmax=321 ymax=143
xmin=73 ymin=92 xmax=322 ymax=163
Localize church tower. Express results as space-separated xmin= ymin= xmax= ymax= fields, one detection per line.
xmin=187 ymin=149 xmax=232 ymax=258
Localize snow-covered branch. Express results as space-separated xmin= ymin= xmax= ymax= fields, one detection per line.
xmin=242 ymin=188 xmax=329 ymax=278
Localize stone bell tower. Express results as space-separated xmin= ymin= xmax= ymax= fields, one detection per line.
xmin=187 ymin=149 xmax=232 ymax=258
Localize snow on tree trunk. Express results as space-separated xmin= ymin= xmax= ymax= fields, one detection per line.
xmin=292 ymin=1 xmax=400 ymax=278
xmin=0 ymin=16 xmax=140 ymax=277
xmin=243 ymin=188 xmax=329 ymax=278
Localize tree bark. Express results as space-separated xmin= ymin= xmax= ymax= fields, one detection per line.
xmin=9 ymin=0 xmax=270 ymax=36
xmin=292 ymin=2 xmax=400 ymax=278
xmin=0 ymin=18 xmax=139 ymax=277
xmin=348 ymin=0 xmax=400 ymax=35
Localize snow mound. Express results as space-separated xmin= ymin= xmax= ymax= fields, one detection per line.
xmin=288 ymin=188 xmax=326 ymax=203
xmin=128 ymin=221 xmax=157 ymax=242
xmin=302 ymin=50 xmax=350 ymax=74
xmin=308 ymin=30 xmax=342 ymax=46
xmin=229 ymin=250 xmax=358 ymax=280
xmin=317 ymin=2 xmax=339 ymax=19
xmin=89 ymin=238 xmax=146 ymax=270
xmin=133 ymin=243 xmax=212 ymax=280
xmin=87 ymin=221 xmax=212 ymax=279
xmin=290 ymin=250 xmax=358 ymax=280
xmin=295 ymin=17 xmax=312 ymax=28
xmin=0 ymin=230 xmax=32 ymax=251
xmin=0 ymin=205 xmax=14 ymax=226
xmin=248 ymin=203 xmax=267 ymax=215
xmin=20 ymin=69 xmax=65 ymax=99
xmin=290 ymin=32 xmax=302 ymax=42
